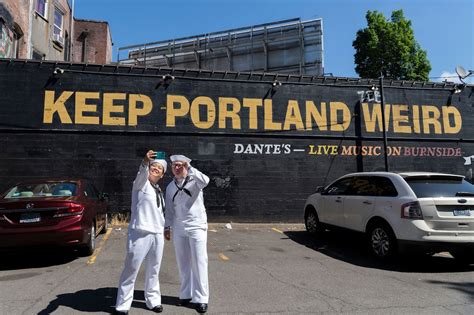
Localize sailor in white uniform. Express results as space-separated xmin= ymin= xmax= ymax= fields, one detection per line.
xmin=164 ymin=154 xmax=210 ymax=314
xmin=114 ymin=150 xmax=167 ymax=315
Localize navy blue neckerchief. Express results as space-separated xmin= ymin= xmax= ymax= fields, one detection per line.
xmin=173 ymin=176 xmax=192 ymax=202
xmin=150 ymin=181 xmax=165 ymax=214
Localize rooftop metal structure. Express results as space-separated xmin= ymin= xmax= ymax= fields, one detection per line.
xmin=1 ymin=58 xmax=465 ymax=91
xmin=117 ymin=18 xmax=324 ymax=76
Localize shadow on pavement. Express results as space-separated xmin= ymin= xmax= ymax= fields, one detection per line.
xmin=38 ymin=287 xmax=190 ymax=314
xmin=38 ymin=287 xmax=117 ymax=314
xmin=284 ymin=229 xmax=474 ymax=273
xmin=425 ymin=280 xmax=474 ymax=301
xmin=0 ymin=247 xmax=78 ymax=271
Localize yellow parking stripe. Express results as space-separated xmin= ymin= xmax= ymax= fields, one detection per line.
xmin=87 ymin=228 xmax=112 ymax=265
xmin=218 ymin=253 xmax=229 ymax=261
xmin=272 ymin=227 xmax=284 ymax=234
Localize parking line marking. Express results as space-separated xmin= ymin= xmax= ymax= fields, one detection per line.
xmin=87 ymin=228 xmax=112 ymax=265
xmin=218 ymin=253 xmax=229 ymax=261
xmin=272 ymin=227 xmax=284 ymax=234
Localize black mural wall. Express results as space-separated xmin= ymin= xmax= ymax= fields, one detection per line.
xmin=1 ymin=59 xmax=473 ymax=221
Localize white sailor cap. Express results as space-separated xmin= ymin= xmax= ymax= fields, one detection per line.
xmin=149 ymin=159 xmax=167 ymax=172
xmin=170 ymin=154 xmax=192 ymax=164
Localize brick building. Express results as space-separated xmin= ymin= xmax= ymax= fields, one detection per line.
xmin=0 ymin=0 xmax=30 ymax=58
xmin=73 ymin=19 xmax=112 ymax=64
xmin=0 ymin=0 xmax=111 ymax=63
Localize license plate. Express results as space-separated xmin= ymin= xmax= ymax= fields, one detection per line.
xmin=453 ymin=209 xmax=471 ymax=216
xmin=20 ymin=213 xmax=41 ymax=223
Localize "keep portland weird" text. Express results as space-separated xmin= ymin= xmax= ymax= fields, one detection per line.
xmin=43 ymin=91 xmax=462 ymax=135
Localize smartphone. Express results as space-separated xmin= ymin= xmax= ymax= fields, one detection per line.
xmin=154 ymin=151 xmax=166 ymax=159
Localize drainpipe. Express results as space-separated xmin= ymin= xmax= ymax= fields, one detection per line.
xmin=379 ymin=73 xmax=389 ymax=172
xmin=27 ymin=0 xmax=33 ymax=58
xmin=70 ymin=0 xmax=75 ymax=61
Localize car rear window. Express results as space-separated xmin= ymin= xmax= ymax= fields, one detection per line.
xmin=325 ymin=176 xmax=398 ymax=197
xmin=404 ymin=176 xmax=474 ymax=198
xmin=3 ymin=182 xmax=77 ymax=199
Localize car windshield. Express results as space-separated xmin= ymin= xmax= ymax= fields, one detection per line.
xmin=3 ymin=182 xmax=77 ymax=199
xmin=404 ymin=176 xmax=474 ymax=198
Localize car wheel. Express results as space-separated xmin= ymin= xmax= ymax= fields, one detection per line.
xmin=450 ymin=249 xmax=474 ymax=265
xmin=368 ymin=223 xmax=397 ymax=259
xmin=100 ymin=212 xmax=108 ymax=234
xmin=305 ymin=208 xmax=323 ymax=235
xmin=79 ymin=222 xmax=96 ymax=256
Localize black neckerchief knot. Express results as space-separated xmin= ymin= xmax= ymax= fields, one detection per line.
xmin=173 ymin=176 xmax=192 ymax=202
xmin=150 ymin=181 xmax=165 ymax=214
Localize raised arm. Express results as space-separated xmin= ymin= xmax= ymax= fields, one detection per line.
xmin=188 ymin=166 xmax=210 ymax=190
xmin=132 ymin=150 xmax=155 ymax=191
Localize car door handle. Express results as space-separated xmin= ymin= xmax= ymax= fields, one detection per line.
xmin=335 ymin=199 xmax=342 ymax=203
xmin=363 ymin=201 xmax=372 ymax=205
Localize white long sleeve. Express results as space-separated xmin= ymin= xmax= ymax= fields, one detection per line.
xmin=165 ymin=166 xmax=209 ymax=232
xmin=129 ymin=162 xmax=165 ymax=234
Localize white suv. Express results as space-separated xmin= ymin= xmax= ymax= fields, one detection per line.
xmin=304 ymin=172 xmax=474 ymax=262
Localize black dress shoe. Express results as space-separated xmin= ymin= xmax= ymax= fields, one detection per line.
xmin=151 ymin=305 xmax=163 ymax=313
xmin=177 ymin=298 xmax=192 ymax=306
xmin=196 ymin=303 xmax=208 ymax=313
xmin=112 ymin=310 xmax=128 ymax=315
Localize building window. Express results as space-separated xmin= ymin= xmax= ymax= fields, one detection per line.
xmin=36 ymin=0 xmax=48 ymax=17
xmin=12 ymin=23 xmax=24 ymax=59
xmin=52 ymin=8 xmax=65 ymax=47
xmin=53 ymin=9 xmax=63 ymax=36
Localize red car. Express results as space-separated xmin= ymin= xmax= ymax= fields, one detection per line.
xmin=0 ymin=179 xmax=109 ymax=256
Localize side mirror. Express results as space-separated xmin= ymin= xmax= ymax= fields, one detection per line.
xmin=316 ymin=186 xmax=325 ymax=193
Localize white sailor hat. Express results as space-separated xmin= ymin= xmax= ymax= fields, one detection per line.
xmin=149 ymin=159 xmax=167 ymax=172
xmin=170 ymin=154 xmax=192 ymax=164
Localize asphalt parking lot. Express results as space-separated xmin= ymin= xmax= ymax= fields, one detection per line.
xmin=0 ymin=223 xmax=473 ymax=314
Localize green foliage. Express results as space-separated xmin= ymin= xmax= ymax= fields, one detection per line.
xmin=353 ymin=10 xmax=431 ymax=81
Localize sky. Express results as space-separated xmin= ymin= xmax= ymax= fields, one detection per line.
xmin=73 ymin=0 xmax=474 ymax=83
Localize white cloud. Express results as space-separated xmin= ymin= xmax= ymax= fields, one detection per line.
xmin=437 ymin=71 xmax=462 ymax=83
xmin=436 ymin=71 xmax=473 ymax=84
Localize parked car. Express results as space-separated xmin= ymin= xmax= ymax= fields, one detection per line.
xmin=0 ymin=179 xmax=109 ymax=256
xmin=304 ymin=172 xmax=474 ymax=262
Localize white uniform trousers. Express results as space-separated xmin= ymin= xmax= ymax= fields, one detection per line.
xmin=116 ymin=229 xmax=164 ymax=311
xmin=173 ymin=227 xmax=209 ymax=303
